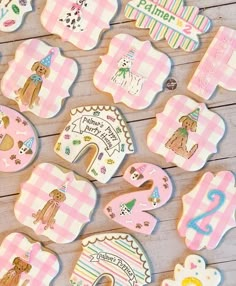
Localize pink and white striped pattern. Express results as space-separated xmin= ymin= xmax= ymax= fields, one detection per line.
xmin=178 ymin=171 xmax=236 ymax=250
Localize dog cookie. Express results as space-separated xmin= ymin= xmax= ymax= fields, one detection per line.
xmin=0 ymin=0 xmax=32 ymax=32
xmin=15 ymin=163 xmax=97 ymax=244
xmin=70 ymin=233 xmax=151 ymax=286
xmin=162 ymin=254 xmax=222 ymax=286
xmin=1 ymin=39 xmax=78 ymax=118
xmin=178 ymin=171 xmax=236 ymax=250
xmin=125 ymin=0 xmax=211 ymax=52
xmin=188 ymin=26 xmax=236 ymax=100
xmin=41 ymin=0 xmax=118 ymax=51
xmin=104 ymin=163 xmax=173 ymax=234
xmin=0 ymin=232 xmax=59 ymax=286
xmin=0 ymin=105 xmax=38 ymax=173
xmin=147 ymin=95 xmax=225 ymax=171
xmin=54 ymin=105 xmax=135 ymax=183
xmin=94 ymin=34 xmax=171 ymax=110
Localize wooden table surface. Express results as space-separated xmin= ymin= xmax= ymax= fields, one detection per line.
xmin=0 ymin=0 xmax=236 ymax=285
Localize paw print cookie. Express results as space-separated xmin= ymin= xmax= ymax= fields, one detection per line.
xmin=162 ymin=254 xmax=222 ymax=286
xmin=0 ymin=232 xmax=59 ymax=286
xmin=1 ymin=39 xmax=78 ymax=118
xmin=104 ymin=163 xmax=173 ymax=234
xmin=0 ymin=0 xmax=32 ymax=32
xmin=15 ymin=163 xmax=97 ymax=244
xmin=125 ymin=0 xmax=211 ymax=52
xmin=147 ymin=95 xmax=225 ymax=171
xmin=70 ymin=233 xmax=152 ymax=286
xmin=54 ymin=105 xmax=135 ymax=183
xmin=41 ymin=0 xmax=118 ymax=50
xmin=0 ymin=105 xmax=38 ymax=173
xmin=94 ymin=34 xmax=171 ymax=110
xmin=178 ymin=171 xmax=236 ymax=250
xmin=188 ymin=26 xmax=236 ymax=99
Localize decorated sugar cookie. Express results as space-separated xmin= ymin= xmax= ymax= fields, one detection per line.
xmin=0 ymin=0 xmax=32 ymax=32
xmin=0 ymin=232 xmax=59 ymax=286
xmin=70 ymin=233 xmax=151 ymax=286
xmin=178 ymin=171 xmax=236 ymax=250
xmin=0 ymin=105 xmax=38 ymax=173
xmin=15 ymin=163 xmax=97 ymax=244
xmin=125 ymin=0 xmax=211 ymax=52
xmin=147 ymin=95 xmax=225 ymax=171
xmin=41 ymin=0 xmax=118 ymax=50
xmin=54 ymin=106 xmax=135 ymax=183
xmin=104 ymin=163 xmax=173 ymax=234
xmin=94 ymin=34 xmax=171 ymax=110
xmin=1 ymin=39 xmax=78 ymax=118
xmin=188 ymin=26 xmax=236 ymax=99
xmin=162 ymin=254 xmax=222 ymax=286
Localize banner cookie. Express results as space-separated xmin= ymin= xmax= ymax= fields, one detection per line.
xmin=147 ymin=95 xmax=225 ymax=171
xmin=1 ymin=39 xmax=78 ymax=118
xmin=188 ymin=26 xmax=236 ymax=100
xmin=0 ymin=105 xmax=38 ymax=173
xmin=104 ymin=163 xmax=173 ymax=234
xmin=54 ymin=106 xmax=135 ymax=183
xmin=15 ymin=163 xmax=97 ymax=244
xmin=0 ymin=0 xmax=32 ymax=32
xmin=94 ymin=34 xmax=171 ymax=110
xmin=41 ymin=0 xmax=118 ymax=50
xmin=178 ymin=171 xmax=236 ymax=250
xmin=125 ymin=0 xmax=211 ymax=52
xmin=162 ymin=254 xmax=222 ymax=286
xmin=70 ymin=233 xmax=151 ymax=286
xmin=0 ymin=232 xmax=59 ymax=286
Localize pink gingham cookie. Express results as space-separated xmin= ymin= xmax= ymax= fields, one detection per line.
xmin=0 ymin=232 xmax=59 ymax=286
xmin=54 ymin=105 xmax=135 ymax=184
xmin=94 ymin=34 xmax=171 ymax=110
xmin=0 ymin=0 xmax=32 ymax=32
xmin=1 ymin=39 xmax=78 ymax=118
xmin=147 ymin=95 xmax=225 ymax=171
xmin=162 ymin=254 xmax=221 ymax=286
xmin=188 ymin=26 xmax=236 ymax=100
xmin=70 ymin=233 xmax=152 ymax=286
xmin=41 ymin=0 xmax=118 ymax=50
xmin=0 ymin=105 xmax=38 ymax=173
xmin=15 ymin=163 xmax=97 ymax=244
xmin=178 ymin=171 xmax=236 ymax=250
xmin=125 ymin=0 xmax=211 ymax=52
xmin=104 ymin=163 xmax=173 ymax=234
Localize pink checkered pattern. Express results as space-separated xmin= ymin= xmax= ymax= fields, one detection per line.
xmin=41 ymin=0 xmax=118 ymax=50
xmin=0 ymin=233 xmax=59 ymax=286
xmin=178 ymin=171 xmax=236 ymax=250
xmin=1 ymin=39 xmax=77 ymax=118
xmin=14 ymin=163 xmax=97 ymax=244
xmin=94 ymin=34 xmax=171 ymax=110
xmin=147 ymin=95 xmax=225 ymax=171
xmin=188 ymin=26 xmax=236 ymax=100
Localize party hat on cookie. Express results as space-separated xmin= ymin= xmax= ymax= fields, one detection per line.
xmin=40 ymin=49 xmax=55 ymax=67
xmin=187 ymin=108 xmax=200 ymax=122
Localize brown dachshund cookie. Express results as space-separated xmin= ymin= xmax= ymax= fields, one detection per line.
xmin=165 ymin=108 xmax=199 ymax=159
xmin=15 ymin=50 xmax=53 ymax=109
xmin=32 ymin=183 xmax=67 ymax=230
xmin=0 ymin=110 xmax=14 ymax=151
xmin=0 ymin=256 xmax=31 ymax=286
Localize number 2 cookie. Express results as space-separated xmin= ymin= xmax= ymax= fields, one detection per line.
xmin=54 ymin=105 xmax=135 ymax=183
xmin=0 ymin=105 xmax=38 ymax=173
xmin=147 ymin=95 xmax=225 ymax=171
xmin=104 ymin=163 xmax=173 ymax=234
xmin=70 ymin=233 xmax=152 ymax=286
xmin=178 ymin=171 xmax=236 ymax=250
xmin=94 ymin=33 xmax=171 ymax=110
xmin=15 ymin=163 xmax=97 ymax=244
xmin=41 ymin=0 xmax=118 ymax=50
xmin=1 ymin=39 xmax=78 ymax=118
xmin=0 ymin=232 xmax=59 ymax=286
